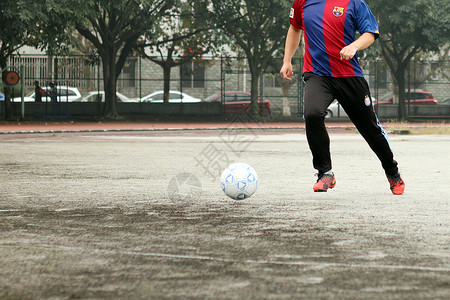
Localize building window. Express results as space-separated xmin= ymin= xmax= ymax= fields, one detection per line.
xmin=181 ymin=62 xmax=205 ymax=88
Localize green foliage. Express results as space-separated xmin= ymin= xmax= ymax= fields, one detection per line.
xmin=141 ymin=0 xmax=214 ymax=59
xmin=46 ymin=0 xmax=175 ymax=118
xmin=370 ymin=0 xmax=450 ymax=61
xmin=137 ymin=0 xmax=214 ymax=103
xmin=211 ymin=0 xmax=291 ymax=59
xmin=0 ymin=0 xmax=74 ymax=119
xmin=368 ymin=0 xmax=450 ymax=120
xmin=1 ymin=0 xmax=41 ymax=66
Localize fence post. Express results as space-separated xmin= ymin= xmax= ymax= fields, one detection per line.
xmin=54 ymin=57 xmax=58 ymax=84
xmin=220 ymin=55 xmax=224 ymax=97
xmin=21 ymin=65 xmax=25 ymax=120
xmin=139 ymin=56 xmax=142 ymax=100
xmin=65 ymin=83 xmax=69 ymax=116
xmin=407 ymin=62 xmax=411 ymax=120
xmin=259 ymin=74 xmax=263 ymax=98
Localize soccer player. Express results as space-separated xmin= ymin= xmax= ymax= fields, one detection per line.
xmin=280 ymin=0 xmax=405 ymax=195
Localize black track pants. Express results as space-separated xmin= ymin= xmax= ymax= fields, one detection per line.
xmin=303 ymin=72 xmax=398 ymax=176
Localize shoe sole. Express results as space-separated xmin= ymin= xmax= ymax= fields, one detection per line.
xmin=391 ymin=185 xmax=405 ymax=195
xmin=390 ymin=181 xmax=405 ymax=195
xmin=314 ymin=180 xmax=336 ymax=192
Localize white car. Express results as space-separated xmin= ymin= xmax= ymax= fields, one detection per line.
xmin=326 ymin=97 xmax=377 ymax=118
xmin=81 ymin=91 xmax=134 ymax=103
xmin=13 ymin=86 xmax=82 ymax=102
xmin=326 ymin=100 xmax=348 ymax=118
xmin=140 ymin=90 xmax=201 ymax=103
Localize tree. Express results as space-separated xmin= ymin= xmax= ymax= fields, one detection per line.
xmin=138 ymin=1 xmax=214 ymax=103
xmin=370 ymin=0 xmax=450 ymax=120
xmin=0 ymin=0 xmax=28 ymax=120
xmin=58 ymin=0 xmax=174 ymax=119
xmin=210 ymin=0 xmax=292 ymax=116
xmin=0 ymin=0 xmax=70 ymax=120
xmin=407 ymin=45 xmax=450 ymax=88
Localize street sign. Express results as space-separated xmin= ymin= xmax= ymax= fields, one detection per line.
xmin=2 ymin=70 xmax=20 ymax=86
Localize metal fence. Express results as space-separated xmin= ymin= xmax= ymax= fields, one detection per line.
xmin=6 ymin=54 xmax=450 ymax=118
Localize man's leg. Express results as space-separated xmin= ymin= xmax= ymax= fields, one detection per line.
xmin=303 ymin=73 xmax=335 ymax=174
xmin=334 ymin=77 xmax=399 ymax=176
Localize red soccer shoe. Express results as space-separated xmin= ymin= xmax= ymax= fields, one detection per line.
xmin=387 ymin=173 xmax=405 ymax=195
xmin=313 ymin=173 xmax=336 ymax=192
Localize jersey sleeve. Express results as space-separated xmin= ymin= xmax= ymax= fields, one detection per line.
xmin=355 ymin=0 xmax=379 ymax=39
xmin=289 ymin=0 xmax=304 ymax=30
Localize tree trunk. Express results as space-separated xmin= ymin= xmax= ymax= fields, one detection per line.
xmin=249 ymin=71 xmax=259 ymax=116
xmin=3 ymin=87 xmax=15 ymax=120
xmin=0 ymin=58 xmax=14 ymax=120
xmin=394 ymin=68 xmax=407 ymax=121
xmin=101 ymin=52 xmax=120 ymax=119
xmin=163 ymin=65 xmax=171 ymax=103
xmin=280 ymin=79 xmax=291 ymax=116
xmin=248 ymin=59 xmax=260 ymax=116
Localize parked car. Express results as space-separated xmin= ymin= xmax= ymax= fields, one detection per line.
xmin=439 ymin=97 xmax=450 ymax=105
xmin=140 ymin=90 xmax=201 ymax=103
xmin=0 ymin=92 xmax=4 ymax=101
xmin=204 ymin=91 xmax=271 ymax=116
xmin=375 ymin=90 xmax=438 ymax=106
xmin=80 ymin=91 xmax=133 ymax=103
xmin=326 ymin=96 xmax=378 ymax=118
xmin=12 ymin=86 xmax=82 ymax=102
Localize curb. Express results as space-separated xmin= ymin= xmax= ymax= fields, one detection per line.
xmin=0 ymin=126 xmax=310 ymax=135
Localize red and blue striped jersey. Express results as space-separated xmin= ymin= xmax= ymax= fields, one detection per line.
xmin=289 ymin=0 xmax=379 ymax=77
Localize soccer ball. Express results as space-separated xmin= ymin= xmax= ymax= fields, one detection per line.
xmin=220 ymin=163 xmax=258 ymax=200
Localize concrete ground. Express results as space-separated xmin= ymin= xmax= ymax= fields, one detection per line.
xmin=0 ymin=124 xmax=449 ymax=299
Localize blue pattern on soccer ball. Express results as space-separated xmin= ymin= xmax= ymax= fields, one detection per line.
xmin=236 ymin=192 xmax=248 ymax=199
xmin=247 ymin=173 xmax=255 ymax=182
xmin=226 ymin=174 xmax=234 ymax=184
xmin=236 ymin=180 xmax=247 ymax=191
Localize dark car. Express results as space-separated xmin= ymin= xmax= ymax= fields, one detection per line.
xmin=204 ymin=91 xmax=271 ymax=116
xmin=375 ymin=90 xmax=438 ymax=106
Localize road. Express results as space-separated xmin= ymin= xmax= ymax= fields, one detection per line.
xmin=0 ymin=127 xmax=449 ymax=299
